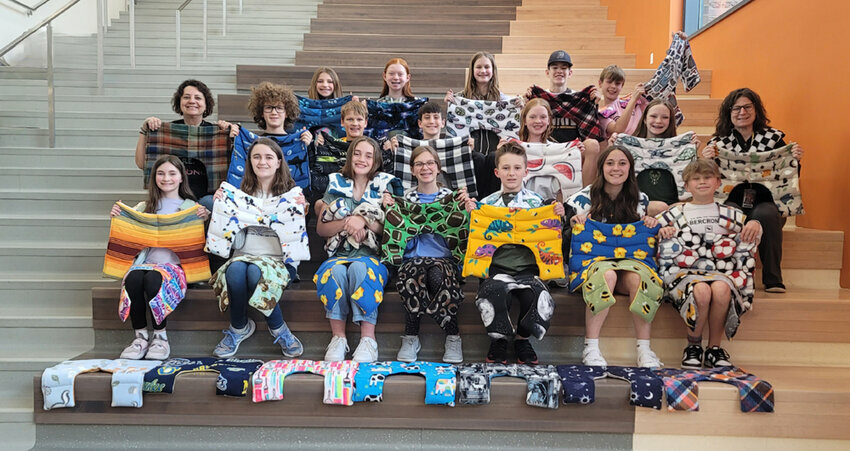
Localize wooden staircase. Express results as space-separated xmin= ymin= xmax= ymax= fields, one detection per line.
xmin=16 ymin=0 xmax=850 ymax=449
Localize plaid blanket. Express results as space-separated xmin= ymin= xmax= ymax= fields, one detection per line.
xmin=527 ymin=85 xmax=604 ymax=141
xmin=644 ymin=34 xmax=701 ymax=126
xmin=654 ymin=367 xmax=774 ymax=413
xmin=292 ymin=95 xmax=353 ymax=139
xmin=228 ymin=127 xmax=310 ymax=191
xmin=365 ymin=98 xmax=428 ymax=141
xmin=103 ymin=202 xmax=211 ymax=283
xmin=613 ymin=132 xmax=697 ymax=201
xmin=144 ymin=122 xmax=231 ymax=197
xmin=445 ymin=96 xmax=521 ymax=140
xmin=396 ymin=135 xmax=478 ymax=197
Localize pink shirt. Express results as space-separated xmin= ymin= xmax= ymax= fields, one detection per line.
xmin=598 ymin=96 xmax=647 ymax=137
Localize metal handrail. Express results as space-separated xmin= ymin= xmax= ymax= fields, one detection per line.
xmin=7 ymin=0 xmax=53 ymax=16
xmin=0 ymin=0 xmax=80 ymax=57
xmin=175 ymin=0 xmax=208 ymax=68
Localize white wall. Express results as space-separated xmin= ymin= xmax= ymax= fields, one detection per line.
xmin=1 ymin=0 xmax=125 ymax=66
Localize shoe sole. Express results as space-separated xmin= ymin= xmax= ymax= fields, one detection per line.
xmin=442 ymin=355 xmax=463 ymax=364
xmin=765 ymin=288 xmax=786 ymax=293
xmin=517 ymin=358 xmax=539 ymax=365
xmin=681 ymin=363 xmax=703 ymax=369
xmin=485 ymin=357 xmax=508 ymax=364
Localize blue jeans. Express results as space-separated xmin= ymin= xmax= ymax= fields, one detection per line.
xmin=198 ymin=194 xmax=214 ymax=213
xmin=225 ymin=261 xmax=285 ymax=330
xmin=325 ymin=261 xmax=379 ymax=325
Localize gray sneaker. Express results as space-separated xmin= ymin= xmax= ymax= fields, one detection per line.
xmin=120 ymin=332 xmax=149 ymax=360
xmin=145 ymin=334 xmax=170 ymax=360
xmin=213 ymin=319 xmax=256 ymax=358
xmin=442 ymin=335 xmax=463 ymax=363
xmin=397 ymin=335 xmax=421 ymax=362
xmin=271 ymin=323 xmax=303 ymax=358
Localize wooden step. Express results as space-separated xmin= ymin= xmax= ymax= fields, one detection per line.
xmin=322 ymin=0 xmax=522 ymax=5
xmin=502 ymin=36 xmax=626 ymax=53
xmin=509 ymin=19 xmax=618 ymax=36
xmin=309 ymin=18 xmax=511 ymax=36
xmin=516 ymin=5 xmax=608 ymax=20
xmin=302 ymin=33 xmax=502 ymax=53
xmin=315 ymin=5 xmax=517 ymax=20
xmin=234 ymin=65 xmax=464 ymax=93
xmin=296 ymin=51 xmax=476 ymax=69
xmin=496 ymin=53 xmax=637 ymax=69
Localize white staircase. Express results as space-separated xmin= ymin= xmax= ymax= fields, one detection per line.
xmin=0 ymin=0 xmax=321 ymax=448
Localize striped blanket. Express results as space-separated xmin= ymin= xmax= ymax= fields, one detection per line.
xmin=144 ymin=122 xmax=231 ymax=197
xmin=103 ymin=202 xmax=211 ymax=283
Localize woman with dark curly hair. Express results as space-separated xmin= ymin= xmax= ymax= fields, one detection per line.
xmin=702 ymin=88 xmax=805 ymax=293
xmin=134 ymin=79 xmax=238 ymax=210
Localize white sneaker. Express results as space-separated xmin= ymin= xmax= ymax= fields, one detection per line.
xmin=352 ymin=337 xmax=378 ymax=363
xmin=120 ymin=333 xmax=149 ymax=360
xmin=324 ymin=335 xmax=349 ymax=361
xmin=396 ymin=335 xmax=421 ymax=362
xmin=145 ymin=334 xmax=170 ymax=360
xmin=442 ymin=335 xmax=463 ymax=363
xmin=582 ymin=346 xmax=608 ymax=366
xmin=637 ymin=347 xmax=664 ymax=368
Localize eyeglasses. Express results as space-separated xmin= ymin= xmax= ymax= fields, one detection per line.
xmin=413 ymin=161 xmax=438 ymax=169
xmin=731 ymin=104 xmax=754 ymax=113
xmin=263 ymin=105 xmax=285 ymax=113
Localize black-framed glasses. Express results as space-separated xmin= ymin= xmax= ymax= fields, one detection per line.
xmin=263 ymin=105 xmax=285 ymax=113
xmin=731 ymin=104 xmax=754 ymax=113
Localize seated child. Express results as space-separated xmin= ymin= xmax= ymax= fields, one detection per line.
xmin=464 ymin=142 xmax=564 ymax=364
xmin=657 ymin=159 xmax=762 ymax=368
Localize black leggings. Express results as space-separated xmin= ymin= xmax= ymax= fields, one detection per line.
xmin=401 ymin=263 xmax=460 ymax=336
xmin=124 ymin=269 xmax=167 ymax=330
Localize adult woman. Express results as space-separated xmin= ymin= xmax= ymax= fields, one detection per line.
xmin=702 ymin=88 xmax=804 ymax=293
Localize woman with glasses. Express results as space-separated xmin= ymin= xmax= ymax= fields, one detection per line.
xmin=702 ymin=88 xmax=804 ymax=293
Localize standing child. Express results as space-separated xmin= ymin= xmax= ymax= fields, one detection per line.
xmin=657 ymin=159 xmax=762 ymax=368
xmin=596 ymin=65 xmax=647 ymax=137
xmin=211 ymin=138 xmax=305 ymax=358
xmin=464 ymin=142 xmax=564 ymax=364
xmin=308 ymin=67 xmax=344 ymax=100
xmin=314 ymin=136 xmax=403 ymax=362
xmin=377 ymin=58 xmax=416 ymax=103
xmin=566 ymin=145 xmax=663 ymax=368
xmin=112 ymin=155 xmax=209 ymax=360
xmin=247 ymin=82 xmax=313 ymax=146
xmin=383 ymin=146 xmax=468 ymax=363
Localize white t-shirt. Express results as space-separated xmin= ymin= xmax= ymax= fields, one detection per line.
xmin=683 ymin=202 xmax=730 ymax=234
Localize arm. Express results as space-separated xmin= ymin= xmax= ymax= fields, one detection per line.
xmin=314 ymin=200 xmax=348 ymax=238
xmin=611 ymin=85 xmax=645 ymax=134
xmin=134 ymin=134 xmax=147 ymax=169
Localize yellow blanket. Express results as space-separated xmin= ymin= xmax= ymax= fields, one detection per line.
xmin=462 ymin=204 xmax=564 ymax=280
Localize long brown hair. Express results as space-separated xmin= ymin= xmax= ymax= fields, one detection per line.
xmin=714 ymin=87 xmax=770 ymax=138
xmin=308 ymin=67 xmax=343 ymax=100
xmin=340 ymin=136 xmax=383 ymax=180
xmin=461 ymin=51 xmax=501 ymax=101
xmin=145 ymin=155 xmax=195 ymax=213
xmin=635 ymin=99 xmax=677 ymax=139
xmin=379 ymin=58 xmax=413 ymax=99
xmin=518 ymin=98 xmax=553 ymax=142
xmin=588 ymin=145 xmax=641 ymax=223
xmin=240 ymin=138 xmax=295 ymax=197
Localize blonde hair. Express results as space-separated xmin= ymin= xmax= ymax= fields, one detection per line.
xmin=598 ymin=65 xmax=626 ymax=84
xmin=682 ymin=159 xmax=721 ymax=182
xmin=340 ymin=100 xmax=368 ymax=120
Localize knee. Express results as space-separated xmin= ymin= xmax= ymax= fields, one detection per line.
xmin=583 ymin=139 xmax=600 ymax=157
xmin=329 ymin=263 xmax=349 ymax=283
xmin=602 ymin=270 xmax=618 ymax=289
xmin=711 ymin=282 xmax=732 ymax=305
xmin=693 ymin=283 xmax=712 ymax=307
xmin=751 ymin=202 xmax=780 ymax=224
xmin=225 ymin=261 xmax=248 ymax=283
xmin=124 ymin=270 xmax=144 ymax=286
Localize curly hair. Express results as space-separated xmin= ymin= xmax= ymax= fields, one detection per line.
xmin=635 ymin=99 xmax=677 ymax=139
xmin=247 ymin=81 xmax=300 ymax=131
xmin=588 ymin=145 xmax=641 ymax=224
xmin=714 ymin=88 xmax=770 ymax=138
xmin=171 ymin=79 xmax=215 ymax=118
xmin=518 ymin=98 xmax=553 ymax=142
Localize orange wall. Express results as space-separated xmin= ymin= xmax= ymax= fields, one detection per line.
xmin=689 ymin=0 xmax=850 ymax=286
xmin=599 ymin=0 xmax=679 ymax=68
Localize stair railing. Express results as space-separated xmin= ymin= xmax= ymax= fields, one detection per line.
xmin=175 ymin=0 xmax=207 ymax=68
xmin=7 ymin=0 xmax=54 ymax=16
xmin=0 ymin=0 xmax=93 ymax=148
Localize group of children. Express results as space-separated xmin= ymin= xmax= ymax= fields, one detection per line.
xmin=122 ymin=41 xmax=804 ymax=371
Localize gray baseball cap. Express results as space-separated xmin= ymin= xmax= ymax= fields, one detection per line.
xmin=547 ymin=50 xmax=573 ymax=68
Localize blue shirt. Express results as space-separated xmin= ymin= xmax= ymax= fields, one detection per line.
xmin=402 ymin=191 xmax=452 ymax=260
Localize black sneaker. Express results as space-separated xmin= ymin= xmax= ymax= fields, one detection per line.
xmin=681 ymin=344 xmax=704 ymax=369
xmin=703 ymin=346 xmax=732 ymax=368
xmin=485 ymin=338 xmax=508 ymax=364
xmin=515 ymin=339 xmax=539 ymax=365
